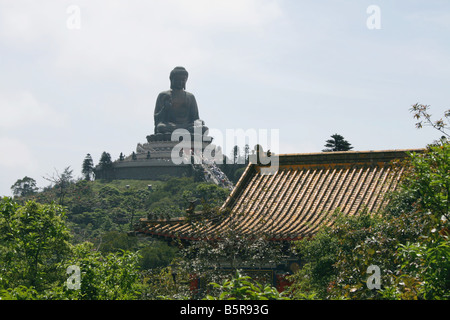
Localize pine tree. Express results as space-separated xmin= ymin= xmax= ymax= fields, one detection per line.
xmin=244 ymin=144 xmax=250 ymax=164
xmin=322 ymin=134 xmax=353 ymax=152
xmin=99 ymin=151 xmax=113 ymax=169
xmin=82 ymin=154 xmax=94 ymax=181
xmin=232 ymin=145 xmax=240 ymax=164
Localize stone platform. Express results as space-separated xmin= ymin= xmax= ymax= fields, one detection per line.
xmin=134 ymin=133 xmax=217 ymax=160
xmin=95 ymin=133 xmax=223 ymax=181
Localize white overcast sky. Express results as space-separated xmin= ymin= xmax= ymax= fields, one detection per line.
xmin=1 ymin=0 xmax=449 ymax=196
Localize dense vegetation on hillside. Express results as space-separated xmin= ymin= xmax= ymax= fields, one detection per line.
xmin=14 ymin=176 xmax=228 ymax=260
xmin=1 ymin=176 xmax=233 ymax=299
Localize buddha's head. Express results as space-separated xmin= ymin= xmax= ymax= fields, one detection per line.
xmin=170 ymin=66 xmax=188 ymax=90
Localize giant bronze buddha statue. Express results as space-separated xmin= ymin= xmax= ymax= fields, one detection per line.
xmin=153 ymin=67 xmax=208 ymax=138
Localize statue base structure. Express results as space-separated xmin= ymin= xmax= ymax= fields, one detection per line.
xmin=94 ymin=133 xmax=227 ymax=183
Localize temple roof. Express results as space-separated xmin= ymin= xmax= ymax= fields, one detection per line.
xmin=134 ymin=149 xmax=423 ymax=241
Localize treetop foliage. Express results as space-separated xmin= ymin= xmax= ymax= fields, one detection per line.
xmin=322 ymin=133 xmax=353 ymax=152
xmin=10 ymin=176 xmax=38 ymax=197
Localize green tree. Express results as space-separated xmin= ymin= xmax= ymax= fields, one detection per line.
xmin=10 ymin=176 xmax=38 ymax=198
xmin=232 ymin=145 xmax=240 ymax=164
xmin=205 ymin=271 xmax=289 ymax=300
xmin=43 ymin=166 xmax=74 ymax=205
xmin=96 ymin=152 xmax=114 ymax=180
xmin=0 ymin=197 xmax=71 ymax=291
xmin=392 ymin=236 xmax=450 ymax=300
xmin=289 ymin=210 xmax=384 ymax=299
xmin=61 ymin=242 xmax=142 ymax=300
xmin=244 ymin=144 xmax=250 ymax=164
xmin=192 ymin=183 xmax=229 ymax=208
xmin=322 ymin=133 xmax=353 ymax=152
xmin=139 ymin=241 xmax=178 ymax=270
xmin=98 ymin=151 xmax=113 ymax=169
xmin=98 ymin=231 xmax=137 ymax=253
xmin=81 ymin=153 xmax=94 ymax=181
xmin=0 ymin=285 xmax=40 ymax=300
xmin=379 ymin=141 xmax=450 ymax=299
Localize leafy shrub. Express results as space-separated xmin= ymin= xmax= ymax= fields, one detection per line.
xmin=205 ymin=271 xmax=289 ymax=300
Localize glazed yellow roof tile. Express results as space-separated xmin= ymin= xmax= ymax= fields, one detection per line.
xmin=135 ymin=149 xmax=423 ymax=241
